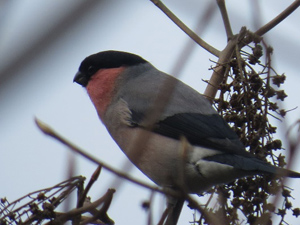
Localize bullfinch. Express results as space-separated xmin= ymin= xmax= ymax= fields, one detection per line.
xmin=74 ymin=50 xmax=300 ymax=195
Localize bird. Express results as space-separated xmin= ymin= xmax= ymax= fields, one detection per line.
xmin=74 ymin=50 xmax=300 ymax=196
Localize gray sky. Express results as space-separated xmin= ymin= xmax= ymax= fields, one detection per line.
xmin=1 ymin=0 xmax=300 ymax=224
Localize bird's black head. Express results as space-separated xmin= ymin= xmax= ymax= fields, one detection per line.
xmin=74 ymin=50 xmax=147 ymax=87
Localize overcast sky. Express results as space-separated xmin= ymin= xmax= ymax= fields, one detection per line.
xmin=1 ymin=0 xmax=300 ymax=224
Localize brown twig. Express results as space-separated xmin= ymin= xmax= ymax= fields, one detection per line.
xmin=79 ymin=189 xmax=115 ymax=225
xmin=150 ymin=0 xmax=220 ymax=57
xmin=35 ymin=118 xmax=180 ymax=198
xmin=45 ymin=189 xmax=115 ymax=225
xmin=204 ymin=27 xmax=247 ymax=101
xmin=164 ymin=199 xmax=184 ymax=225
xmin=185 ymin=194 xmax=222 ymax=225
xmin=77 ymin=166 xmax=102 ymax=208
xmin=255 ymin=0 xmax=300 ymax=36
xmin=146 ymin=192 xmax=155 ymax=225
xmin=0 ymin=176 xmax=84 ymax=218
xmin=35 ymin=119 xmax=224 ymax=223
xmin=158 ymin=205 xmax=172 ymax=225
xmin=216 ymin=0 xmax=233 ymax=38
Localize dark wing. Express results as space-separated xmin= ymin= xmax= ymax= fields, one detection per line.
xmin=129 ymin=110 xmax=300 ymax=177
xmin=130 ymin=111 xmax=250 ymax=156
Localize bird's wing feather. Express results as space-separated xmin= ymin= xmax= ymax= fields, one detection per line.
xmin=117 ymin=66 xmax=248 ymax=156
xmin=130 ymin=110 xmax=249 ymax=156
xmin=129 ymin=110 xmax=300 ymax=177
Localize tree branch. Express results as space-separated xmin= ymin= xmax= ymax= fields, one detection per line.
xmin=255 ymin=0 xmax=300 ymax=36
xmin=150 ymin=0 xmax=220 ymax=57
xmin=216 ymin=0 xmax=233 ymax=38
xmin=35 ymin=118 xmax=178 ymax=198
xmin=77 ymin=166 xmax=102 ymax=208
xmin=47 ymin=189 xmax=115 ymax=224
xmin=164 ymin=199 xmax=184 ymax=225
xmin=35 ymin=118 xmax=223 ymax=224
xmin=204 ymin=27 xmax=247 ymax=101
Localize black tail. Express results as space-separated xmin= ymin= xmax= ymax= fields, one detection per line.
xmin=279 ymin=168 xmax=300 ymax=178
xmin=204 ymin=154 xmax=300 ymax=178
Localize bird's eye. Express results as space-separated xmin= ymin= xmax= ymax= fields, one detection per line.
xmin=87 ymin=66 xmax=96 ymax=74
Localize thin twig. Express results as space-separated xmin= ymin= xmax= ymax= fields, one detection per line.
xmin=185 ymin=194 xmax=222 ymax=225
xmin=45 ymin=189 xmax=115 ymax=224
xmin=146 ymin=192 xmax=155 ymax=225
xmin=198 ymin=191 xmax=215 ymax=223
xmin=255 ymin=0 xmax=300 ymax=36
xmin=165 ymin=199 xmax=184 ymax=225
xmin=79 ymin=189 xmax=115 ymax=225
xmin=35 ymin=119 xmax=222 ymax=223
xmin=0 ymin=176 xmax=84 ymax=216
xmin=204 ymin=27 xmax=247 ymax=101
xmin=150 ymin=0 xmax=220 ymax=57
xmin=216 ymin=0 xmax=233 ymax=38
xmin=34 ymin=118 xmax=179 ymax=198
xmin=158 ymin=206 xmax=172 ymax=225
xmin=77 ymin=166 xmax=102 ymax=208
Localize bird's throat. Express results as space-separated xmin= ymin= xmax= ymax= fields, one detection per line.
xmin=86 ymin=67 xmax=125 ymax=120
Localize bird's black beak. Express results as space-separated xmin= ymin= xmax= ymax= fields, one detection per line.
xmin=73 ymin=71 xmax=88 ymax=87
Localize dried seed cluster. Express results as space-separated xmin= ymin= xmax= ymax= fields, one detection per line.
xmin=199 ymin=33 xmax=298 ymax=225
xmin=0 ymin=176 xmax=85 ymax=225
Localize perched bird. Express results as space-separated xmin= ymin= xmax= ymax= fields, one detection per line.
xmin=74 ymin=50 xmax=300 ymax=195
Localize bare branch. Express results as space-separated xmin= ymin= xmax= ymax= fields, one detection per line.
xmin=34 ymin=118 xmax=179 ymax=198
xmin=34 ymin=118 xmax=222 ymax=223
xmin=79 ymin=190 xmax=115 ymax=225
xmin=150 ymin=0 xmax=220 ymax=57
xmin=47 ymin=189 xmax=115 ymax=224
xmin=164 ymin=199 xmax=184 ymax=225
xmin=216 ymin=0 xmax=233 ymax=38
xmin=255 ymin=0 xmax=300 ymax=36
xmin=204 ymin=27 xmax=247 ymax=101
xmin=77 ymin=166 xmax=102 ymax=208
